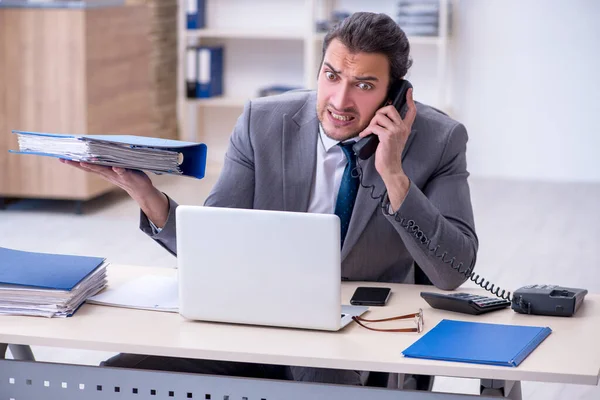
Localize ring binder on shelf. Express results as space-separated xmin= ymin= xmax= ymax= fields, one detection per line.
xmin=186 ymin=0 xmax=205 ymax=30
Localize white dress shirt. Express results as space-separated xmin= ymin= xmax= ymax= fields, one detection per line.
xmin=151 ymin=125 xmax=353 ymax=233
xmin=306 ymin=125 xmax=354 ymax=214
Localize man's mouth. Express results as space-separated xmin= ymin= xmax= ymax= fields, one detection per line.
xmin=327 ymin=109 xmax=355 ymax=124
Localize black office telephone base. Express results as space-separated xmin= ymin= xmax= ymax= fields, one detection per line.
xmin=511 ymin=285 xmax=588 ymax=317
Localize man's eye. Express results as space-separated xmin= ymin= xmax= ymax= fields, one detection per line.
xmin=325 ymin=71 xmax=336 ymax=81
xmin=357 ymin=82 xmax=373 ymax=91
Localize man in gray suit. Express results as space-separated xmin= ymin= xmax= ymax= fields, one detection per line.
xmin=63 ymin=12 xmax=477 ymax=390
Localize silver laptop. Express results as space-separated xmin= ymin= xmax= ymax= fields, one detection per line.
xmin=176 ymin=205 xmax=367 ymax=331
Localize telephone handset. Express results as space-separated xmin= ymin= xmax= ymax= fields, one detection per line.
xmin=352 ymin=79 xmax=413 ymax=160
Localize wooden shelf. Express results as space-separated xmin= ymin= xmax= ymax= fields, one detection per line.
xmin=187 ymin=28 xmax=305 ymax=40
xmin=188 ymin=97 xmax=248 ymax=107
xmin=189 ymin=30 xmax=444 ymax=45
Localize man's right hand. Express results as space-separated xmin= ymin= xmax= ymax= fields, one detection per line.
xmin=59 ymin=159 xmax=169 ymax=228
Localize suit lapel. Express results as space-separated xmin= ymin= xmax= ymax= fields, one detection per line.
xmin=282 ymin=95 xmax=319 ymax=212
xmin=341 ymin=125 xmax=418 ymax=260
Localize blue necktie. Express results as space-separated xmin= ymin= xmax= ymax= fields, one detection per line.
xmin=334 ymin=142 xmax=360 ymax=248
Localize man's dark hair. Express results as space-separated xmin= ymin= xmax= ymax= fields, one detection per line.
xmin=321 ymin=12 xmax=412 ymax=87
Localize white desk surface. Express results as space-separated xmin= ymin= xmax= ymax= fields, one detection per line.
xmin=1 ymin=265 xmax=598 ymax=386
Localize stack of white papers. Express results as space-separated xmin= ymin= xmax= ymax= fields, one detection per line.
xmin=0 ymin=266 xmax=107 ymax=317
xmin=87 ymin=275 xmax=178 ymax=312
xmin=16 ymin=133 xmax=182 ymax=175
xmin=0 ymin=247 xmax=108 ymax=318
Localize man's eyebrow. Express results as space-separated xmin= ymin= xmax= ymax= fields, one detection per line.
xmin=323 ymin=62 xmax=340 ymax=74
xmin=323 ymin=62 xmax=379 ymax=82
xmin=354 ymin=75 xmax=379 ymax=82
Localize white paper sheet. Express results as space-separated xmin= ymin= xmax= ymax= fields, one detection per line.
xmin=87 ymin=275 xmax=178 ymax=313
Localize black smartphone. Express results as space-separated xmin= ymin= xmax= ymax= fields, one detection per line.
xmin=350 ymin=287 xmax=392 ymax=306
xmin=352 ymin=79 xmax=413 ymax=160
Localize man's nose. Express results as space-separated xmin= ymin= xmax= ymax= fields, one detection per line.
xmin=330 ymin=84 xmax=353 ymax=111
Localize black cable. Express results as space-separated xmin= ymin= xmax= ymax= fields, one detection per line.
xmin=352 ymin=160 xmax=512 ymax=302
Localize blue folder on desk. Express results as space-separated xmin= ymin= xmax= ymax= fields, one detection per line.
xmin=402 ymin=319 xmax=552 ymax=367
xmin=10 ymin=130 xmax=208 ymax=179
xmin=0 ymin=247 xmax=105 ymax=291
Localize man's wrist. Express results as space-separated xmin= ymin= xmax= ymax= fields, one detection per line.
xmin=133 ymin=188 xmax=169 ymax=229
xmin=383 ymin=173 xmax=410 ymax=212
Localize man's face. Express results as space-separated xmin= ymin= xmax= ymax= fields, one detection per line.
xmin=316 ymin=39 xmax=390 ymax=142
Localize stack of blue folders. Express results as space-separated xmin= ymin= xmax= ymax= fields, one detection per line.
xmin=10 ymin=131 xmax=208 ymax=179
xmin=0 ymin=247 xmax=108 ymax=318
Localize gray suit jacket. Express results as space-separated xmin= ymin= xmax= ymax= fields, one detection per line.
xmin=141 ymin=90 xmax=478 ymax=290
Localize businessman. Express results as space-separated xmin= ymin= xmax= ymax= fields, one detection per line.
xmin=63 ymin=12 xmax=478 ymax=390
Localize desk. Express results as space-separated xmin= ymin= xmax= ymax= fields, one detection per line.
xmin=1 ymin=265 xmax=599 ymax=399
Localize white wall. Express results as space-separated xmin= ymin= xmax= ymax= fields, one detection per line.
xmin=450 ymin=0 xmax=600 ymax=182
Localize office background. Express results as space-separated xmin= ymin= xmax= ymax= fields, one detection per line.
xmin=0 ymin=0 xmax=598 ymax=399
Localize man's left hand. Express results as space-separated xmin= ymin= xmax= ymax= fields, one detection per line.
xmin=359 ymin=88 xmax=417 ymax=210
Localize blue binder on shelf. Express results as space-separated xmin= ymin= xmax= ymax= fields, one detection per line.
xmin=186 ymin=0 xmax=205 ymax=30
xmin=197 ymin=46 xmax=223 ymax=98
xmin=186 ymin=46 xmax=198 ymax=98
xmin=0 ymin=247 xmax=105 ymax=291
xmin=402 ymin=319 xmax=552 ymax=367
xmin=10 ymin=130 xmax=208 ymax=179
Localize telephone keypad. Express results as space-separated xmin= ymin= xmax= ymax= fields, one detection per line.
xmin=420 ymin=291 xmax=511 ymax=315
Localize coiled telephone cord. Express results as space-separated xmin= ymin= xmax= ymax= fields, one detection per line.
xmin=352 ymin=161 xmax=512 ymax=302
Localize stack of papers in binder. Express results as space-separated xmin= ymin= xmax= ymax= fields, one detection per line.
xmin=0 ymin=247 xmax=108 ymax=318
xmin=10 ymin=130 xmax=208 ymax=179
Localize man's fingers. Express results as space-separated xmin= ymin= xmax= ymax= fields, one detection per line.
xmin=404 ymin=88 xmax=417 ymax=127
xmin=112 ymin=166 xmax=126 ymax=176
xmin=377 ymin=105 xmax=402 ymax=126
xmin=361 ymin=112 xmax=400 ymax=138
xmin=60 ymin=159 xmax=119 ymax=180
xmin=359 ymin=119 xmax=383 ymax=138
xmin=59 ymin=159 xmax=110 ymax=173
xmin=365 ymin=124 xmax=388 ymax=139
xmin=371 ymin=112 xmax=396 ymax=132
xmin=59 ymin=159 xmax=79 ymax=167
xmin=59 ymin=159 xmax=89 ymax=172
xmin=359 ymin=125 xmax=374 ymax=138
xmin=79 ymin=162 xmax=112 ymax=174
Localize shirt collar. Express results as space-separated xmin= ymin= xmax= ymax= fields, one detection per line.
xmin=318 ymin=124 xmax=359 ymax=153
